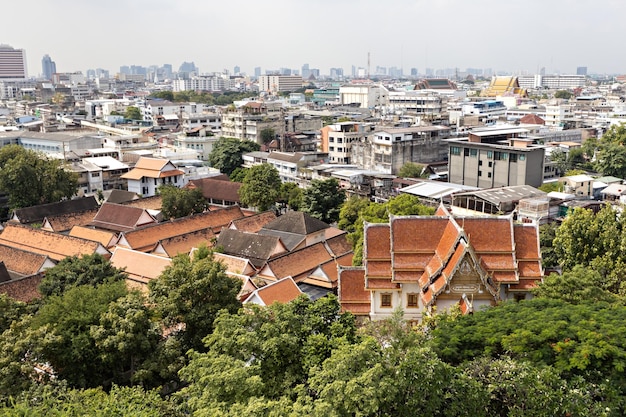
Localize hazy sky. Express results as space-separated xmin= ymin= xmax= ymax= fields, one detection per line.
xmin=2 ymin=0 xmax=623 ymax=77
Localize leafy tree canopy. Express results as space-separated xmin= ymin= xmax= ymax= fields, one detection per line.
xmin=554 ymin=89 xmax=573 ymax=99
xmin=278 ymin=181 xmax=303 ymax=211
xmin=159 ymin=184 xmax=208 ymax=220
xmin=0 ymin=145 xmax=78 ymax=209
xmin=148 ymin=249 xmax=242 ymax=353
xmin=398 ymin=162 xmax=428 ymax=178
xmin=124 ymin=106 xmax=142 ymax=120
xmin=238 ymin=163 xmax=281 ymax=211
xmin=39 ymin=253 xmax=128 ymax=298
xmin=208 ymin=137 xmax=260 ymax=176
xmin=301 ymin=177 xmax=346 ymax=224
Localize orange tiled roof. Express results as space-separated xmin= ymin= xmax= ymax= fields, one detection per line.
xmin=325 ymin=233 xmax=352 ymax=257
xmin=0 ymin=274 xmax=43 ymax=302
xmin=42 ymin=208 xmax=99 ymax=233
xmin=110 ymin=247 xmax=171 ymax=286
xmin=245 ymin=276 xmax=302 ymax=305
xmin=338 ymin=267 xmax=371 ymax=315
xmin=69 ymin=226 xmax=118 ymax=248
xmin=213 ymin=252 xmax=257 ymax=277
xmin=120 ymin=206 xmax=244 ymax=252
xmin=0 ymin=243 xmax=53 ymax=276
xmin=0 ymin=224 xmax=109 ymax=262
xmin=263 ymin=242 xmax=334 ymax=281
xmin=153 ymin=228 xmax=216 ymax=258
xmin=229 ymin=211 xmax=277 ymax=233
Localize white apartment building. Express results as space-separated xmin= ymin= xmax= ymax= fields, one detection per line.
xmin=321 ymin=122 xmax=376 ymax=164
xmin=173 ymin=74 xmax=231 ymax=92
xmin=544 ymin=103 xmax=574 ymax=127
xmin=518 ymin=74 xmax=586 ymax=90
xmin=339 ymin=84 xmax=389 ymax=109
xmin=0 ymin=44 xmax=27 ymax=79
xmin=387 ymin=91 xmax=443 ymax=115
xmin=258 ymin=75 xmax=303 ymax=93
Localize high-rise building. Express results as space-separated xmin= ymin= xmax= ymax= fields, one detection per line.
xmin=0 ymin=44 xmax=27 ymax=79
xmin=254 ymin=67 xmax=261 ymax=78
xmin=234 ymin=65 xmax=240 ymax=75
xmin=41 ymin=54 xmax=56 ymax=80
xmin=576 ymin=66 xmax=588 ymax=76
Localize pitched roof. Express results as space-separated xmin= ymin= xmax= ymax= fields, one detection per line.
xmin=212 ymin=252 xmax=257 ymax=277
xmin=338 ymin=267 xmax=370 ymax=315
xmin=68 ymin=226 xmax=118 ymax=248
xmin=104 ymin=189 xmax=139 ymax=204
xmin=11 ymin=196 xmax=99 ymax=224
xmin=151 ymin=228 xmax=216 ymax=258
xmin=119 ymin=205 xmax=243 ymax=252
xmin=0 ymin=243 xmax=55 ymax=276
xmin=121 ymin=157 xmax=184 ymax=180
xmin=122 ymin=195 xmax=163 ymax=210
xmin=519 ymin=114 xmax=545 ymax=125
xmin=91 ymin=203 xmax=158 ymax=233
xmin=260 ymin=242 xmax=335 ymax=282
xmin=0 ymin=224 xmax=109 ymax=262
xmin=228 ymin=210 xmax=277 ymax=233
xmin=216 ymin=228 xmax=287 ymax=267
xmin=187 ymin=178 xmax=242 ymax=203
xmin=109 ymin=247 xmax=171 ymax=287
xmin=243 ymin=276 xmax=302 ymax=306
xmin=261 ymin=211 xmax=329 ymax=235
xmin=0 ymin=274 xmax=43 ymax=302
xmin=325 ymin=233 xmax=352 ymax=257
xmin=257 ymin=228 xmax=306 ymax=251
xmin=41 ymin=208 xmax=99 ymax=233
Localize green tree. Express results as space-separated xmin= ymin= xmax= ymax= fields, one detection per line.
xmin=398 ymin=162 xmax=428 ymax=178
xmin=538 ymin=222 xmax=559 ymax=268
xmin=229 ymin=167 xmax=248 ymax=183
xmin=159 ymin=184 xmax=208 ymax=220
xmin=549 ymin=149 xmax=569 ymax=175
xmin=238 ymin=163 xmax=281 ymax=211
xmin=538 ymin=181 xmax=563 ymax=193
xmin=554 ymin=90 xmax=573 ymax=100
xmin=124 ymin=106 xmax=142 ymax=120
xmin=90 ymin=291 xmax=162 ymax=385
xmin=337 ymin=195 xmax=371 ymax=233
xmin=301 ymin=177 xmax=346 ymax=224
xmin=39 ymin=253 xmax=128 ymax=298
xmin=0 ymin=293 xmax=28 ymax=334
xmin=148 ymin=249 xmax=242 ymax=353
xmin=533 ymin=265 xmax=621 ymax=304
xmin=208 ymin=137 xmax=260 ymax=176
xmin=0 ymin=145 xmax=78 ymax=209
xmin=260 ymin=128 xmax=275 ymax=144
xmin=595 ymin=142 xmax=626 ymax=178
xmin=33 ymin=281 xmax=128 ymax=388
xmin=150 ymin=90 xmax=174 ymax=101
xmin=278 ymin=181 xmax=303 ymax=211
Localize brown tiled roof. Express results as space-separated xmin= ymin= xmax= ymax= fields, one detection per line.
xmin=338 ymin=267 xmax=371 ymax=315
xmin=0 ymin=224 xmax=109 ymax=262
xmin=262 ymin=211 xmax=329 ymax=235
xmin=122 ymin=195 xmax=163 ymax=210
xmin=104 ymin=189 xmax=139 ymax=204
xmin=520 ymin=114 xmax=545 ymax=125
xmin=68 ymin=226 xmax=118 ymax=248
xmin=229 ymin=211 xmax=277 ymax=233
xmin=121 ymin=157 xmax=184 ymax=180
xmin=0 ymin=274 xmax=43 ymax=302
xmin=217 ymin=228 xmax=287 ymax=268
xmin=0 ymin=243 xmax=54 ymax=276
xmin=121 ymin=206 xmax=244 ymax=252
xmin=188 ymin=178 xmax=242 ymax=203
xmin=110 ymin=247 xmax=171 ymax=286
xmin=11 ymin=196 xmax=99 ymax=224
xmin=42 ymin=208 xmax=99 ymax=233
xmin=213 ymin=252 xmax=257 ymax=277
xmin=364 ymin=223 xmax=391 ymax=259
xmin=262 ymin=242 xmax=334 ymax=281
xmin=325 ymin=233 xmax=352 ymax=257
xmin=153 ymin=228 xmax=216 ymax=258
xmin=245 ymin=277 xmax=302 ymax=305
xmin=91 ymin=203 xmax=158 ymax=233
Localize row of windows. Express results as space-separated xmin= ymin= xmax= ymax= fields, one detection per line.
xmin=380 ymin=293 xmax=419 ymax=308
xmin=453 ymin=146 xmax=526 ymax=162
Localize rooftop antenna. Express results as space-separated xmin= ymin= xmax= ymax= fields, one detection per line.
xmin=367 ymin=51 xmax=370 ymax=81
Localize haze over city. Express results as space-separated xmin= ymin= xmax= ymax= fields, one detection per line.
xmin=2 ymin=0 xmax=624 ymax=77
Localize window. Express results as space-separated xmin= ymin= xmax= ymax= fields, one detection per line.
xmin=478 ymin=160 xmax=483 ymax=166
xmin=487 ymin=151 xmax=493 ymax=159
xmin=510 ymin=153 xmax=518 ymax=163
xmin=381 ymin=293 xmax=392 ymax=308
xmin=478 ymin=170 xmax=482 ymax=177
xmin=488 ymin=172 xmax=492 ymax=178
xmin=519 ymin=154 xmax=526 ymax=161
xmin=488 ymin=161 xmax=493 ymax=168
xmin=329 ymin=137 xmax=334 ymax=143
xmin=464 ymin=148 xmax=470 ymax=156
xmin=451 ymin=146 xmax=461 ymax=156
xmin=407 ymin=293 xmax=419 ymax=308
xmin=470 ymin=148 xmax=478 ymax=157
xmin=494 ymin=151 xmax=508 ymax=161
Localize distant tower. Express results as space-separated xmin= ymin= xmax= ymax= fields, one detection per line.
xmin=42 ymin=54 xmax=56 ymax=80
xmin=576 ymin=66 xmax=588 ymax=76
xmin=0 ymin=44 xmax=27 ymax=79
xmin=367 ymin=52 xmax=370 ymax=80
xmin=234 ymin=65 xmax=240 ymax=75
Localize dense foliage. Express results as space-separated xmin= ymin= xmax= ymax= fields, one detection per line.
xmin=208 ymin=137 xmax=260 ymax=176
xmin=0 ymin=145 xmax=79 ymax=209
xmin=238 ymin=163 xmax=281 ymax=211
xmin=159 ymin=184 xmax=208 ymax=219
xmin=301 ymin=177 xmax=346 ymax=224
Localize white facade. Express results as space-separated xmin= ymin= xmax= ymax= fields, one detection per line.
xmin=258 ymin=75 xmax=303 ymax=93
xmin=339 ymin=84 xmax=389 ymax=109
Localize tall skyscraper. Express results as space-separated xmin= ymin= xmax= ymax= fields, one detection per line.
xmin=41 ymin=54 xmax=56 ymax=80
xmin=576 ymin=66 xmax=588 ymax=76
xmin=234 ymin=65 xmax=240 ymax=75
xmin=0 ymin=44 xmax=27 ymax=79
xmin=254 ymin=67 xmax=261 ymax=78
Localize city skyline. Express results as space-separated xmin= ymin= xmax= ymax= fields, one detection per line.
xmin=2 ymin=0 xmax=624 ymax=77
